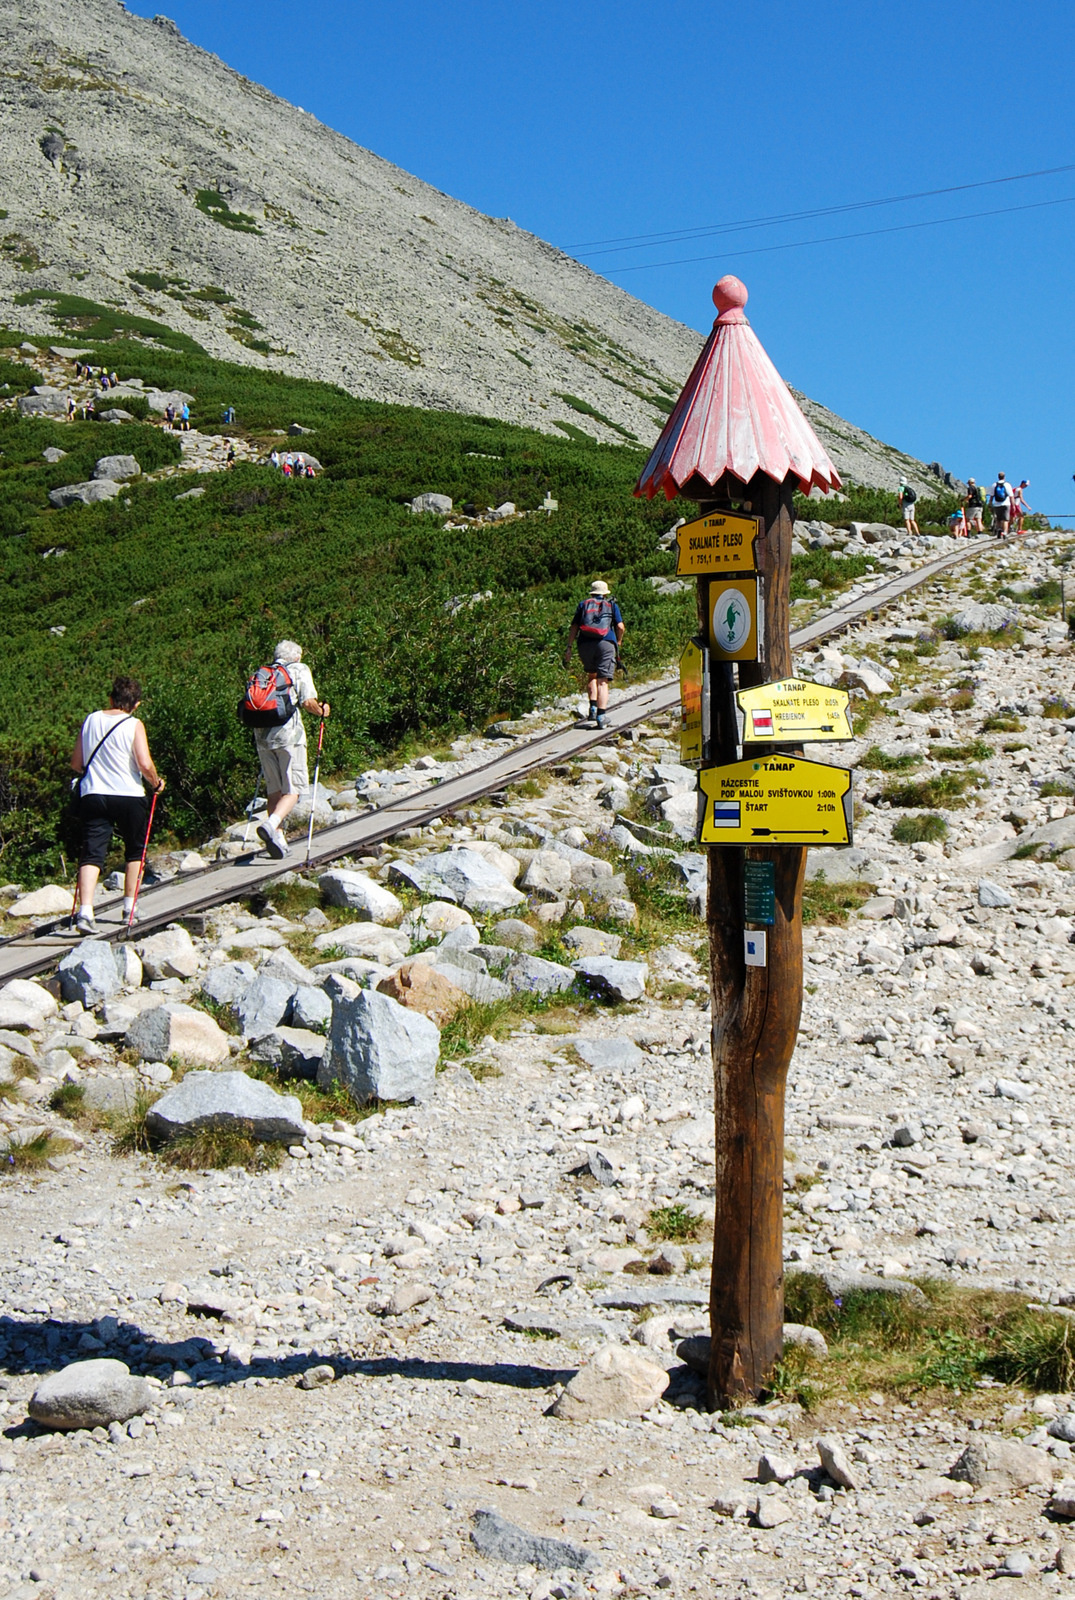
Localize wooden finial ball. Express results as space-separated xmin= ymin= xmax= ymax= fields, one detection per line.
xmin=713 ymin=275 xmax=748 ymax=314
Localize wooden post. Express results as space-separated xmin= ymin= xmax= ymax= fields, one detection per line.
xmin=699 ymin=469 xmax=805 ymax=1408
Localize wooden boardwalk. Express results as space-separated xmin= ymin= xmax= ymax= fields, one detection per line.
xmin=0 ymin=534 xmax=1015 ymax=985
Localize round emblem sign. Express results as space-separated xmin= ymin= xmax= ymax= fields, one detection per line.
xmin=711 ymin=586 xmax=751 ymax=653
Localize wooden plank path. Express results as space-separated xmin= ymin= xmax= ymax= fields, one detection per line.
xmin=0 ymin=532 xmax=1029 ymax=985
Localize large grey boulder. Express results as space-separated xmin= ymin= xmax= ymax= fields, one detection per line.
xmin=92 ymin=454 xmax=140 ymax=481
xmin=410 ymin=492 xmax=452 ymax=515
xmin=563 ymin=925 xmax=623 ymax=959
xmin=42 ymin=446 xmax=68 ymax=463
xmin=313 ymin=922 xmax=409 ymax=962
xmin=573 ymin=956 xmax=648 ymax=1003
xmin=249 ymin=1025 xmax=325 ymax=1078
xmin=660 ymin=791 xmax=700 ymax=841
xmin=318 ymin=868 xmax=403 ymax=924
xmin=144 ymin=387 xmax=195 ymax=413
xmin=506 ymin=953 xmax=577 ymax=997
xmin=949 ymin=1436 xmax=1053 ymax=1490
xmin=125 ymin=1003 xmax=230 ymax=1065
xmin=29 ymin=1359 xmax=152 ymax=1431
xmin=319 ymin=988 xmax=439 ymax=1103
xmin=7 ymin=884 xmax=73 ymax=918
xmin=950 ymin=602 xmax=1019 ymax=636
xmin=426 ymin=956 xmax=509 ymax=1004
xmin=520 ymin=851 xmax=572 ymax=900
xmin=290 ymin=984 xmax=332 ymax=1030
xmin=201 ymin=960 xmax=257 ymax=1007
xmin=145 ymin=1070 xmax=305 ymax=1143
xmin=489 ymin=918 xmax=538 ymax=952
xmin=233 ymin=972 xmax=293 ymax=1039
xmin=57 ymin=940 xmax=119 ymax=1007
xmin=389 ymin=849 xmax=525 ymax=915
xmin=19 ymin=392 xmax=67 ymax=417
xmin=48 ymin=479 xmax=122 ymax=508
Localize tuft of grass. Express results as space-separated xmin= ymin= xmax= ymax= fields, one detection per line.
xmin=982 ymin=713 xmax=1024 ymax=733
xmin=1043 ymin=695 xmax=1075 ymax=720
xmin=802 ymin=877 xmax=874 ymax=925
xmin=990 ymin=1310 xmax=1075 ymax=1392
xmin=911 ymin=693 xmax=941 ymax=713
xmin=646 ymin=1203 xmax=703 ymax=1243
xmin=1012 ymin=840 xmax=1043 ymax=860
xmin=1003 ymin=741 xmax=1031 ymax=754
xmin=246 ymin=1061 xmax=375 ymax=1123
xmin=48 ymin=1081 xmax=86 ymax=1118
xmin=859 ymin=745 xmax=922 ymax=772
xmin=886 ymin=769 xmax=979 ymax=809
xmin=1 ymin=1131 xmax=76 ymax=1174
xmin=928 ymin=739 xmax=992 ymax=762
xmin=110 ymin=1086 xmax=161 ymax=1156
xmin=439 ymin=997 xmax=515 ymax=1060
xmin=1039 ymin=778 xmax=1075 ymax=798
xmin=194 ymin=189 xmax=263 ymax=234
xmin=160 ymin=1122 xmax=284 ymax=1171
xmin=892 ymin=812 xmax=948 ymax=844
xmin=949 ymin=689 xmax=975 ymax=711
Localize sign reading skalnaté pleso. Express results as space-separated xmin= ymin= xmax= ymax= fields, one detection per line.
xmin=735 ymin=678 xmax=853 ymax=743
xmin=674 ymin=510 xmax=760 ymax=577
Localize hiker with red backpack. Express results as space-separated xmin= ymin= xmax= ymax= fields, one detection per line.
xmin=562 ymin=579 xmax=624 ymax=729
xmin=239 ymin=641 xmax=330 ymax=859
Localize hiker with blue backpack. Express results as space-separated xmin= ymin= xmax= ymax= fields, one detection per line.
xmin=238 ymin=641 xmax=329 ymax=859
xmin=563 ymin=579 xmax=624 ymax=729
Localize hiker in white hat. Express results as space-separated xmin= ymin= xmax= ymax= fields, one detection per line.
xmin=562 ymin=579 xmax=624 ymax=729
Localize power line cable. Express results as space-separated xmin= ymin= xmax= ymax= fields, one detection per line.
xmin=596 ymin=192 xmax=1075 ymax=276
xmin=567 ymin=161 xmax=1075 ymax=256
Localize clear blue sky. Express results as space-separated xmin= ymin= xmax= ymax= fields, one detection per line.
xmin=130 ymin=0 xmax=1075 ymax=516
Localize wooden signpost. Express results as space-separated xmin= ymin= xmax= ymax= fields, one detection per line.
xmin=635 ymin=275 xmax=846 ymax=1410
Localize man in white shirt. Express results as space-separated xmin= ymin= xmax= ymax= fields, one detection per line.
xmin=253 ymin=641 xmax=330 ymax=858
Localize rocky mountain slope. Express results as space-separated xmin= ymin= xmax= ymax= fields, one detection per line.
xmin=1 ymin=0 xmax=953 ymax=493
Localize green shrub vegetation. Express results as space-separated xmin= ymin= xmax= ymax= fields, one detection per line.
xmin=802 ymin=877 xmax=874 ymax=924
xmin=892 ymin=812 xmax=948 ymax=844
xmin=646 ymin=1203 xmax=703 ymax=1243
xmin=928 ymin=739 xmax=991 ymax=762
xmin=194 ymin=189 xmax=263 ymax=235
xmin=859 ymin=745 xmax=922 ymax=772
xmin=776 ymin=1272 xmax=1075 ymax=1403
xmin=12 ymin=290 xmax=206 ymax=355
xmin=981 ymin=712 xmax=1023 ymax=733
xmin=886 ymin=769 xmax=979 ymax=809
xmin=0 ymin=334 xmax=712 ymax=881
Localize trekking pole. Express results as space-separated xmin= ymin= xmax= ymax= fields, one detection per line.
xmin=305 ymin=715 xmax=326 ymax=869
xmin=242 ymin=772 xmax=262 ymax=847
xmin=126 ymin=789 xmax=159 ymax=936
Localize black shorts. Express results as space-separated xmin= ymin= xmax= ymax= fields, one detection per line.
xmin=577 ymin=636 xmax=617 ymax=682
xmin=79 ymin=793 xmax=149 ymax=869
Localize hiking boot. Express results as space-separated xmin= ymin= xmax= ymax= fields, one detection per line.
xmin=595 ymin=713 xmax=609 ymax=730
xmin=587 ymin=704 xmax=599 ymax=723
xmin=257 ymin=821 xmax=287 ymax=859
xmin=74 ymin=912 xmax=99 ymax=936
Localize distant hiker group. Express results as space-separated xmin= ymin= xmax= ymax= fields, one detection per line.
xmin=901 ymin=475 xmax=1032 ymax=539
xmin=269 ymin=450 xmax=317 ymax=478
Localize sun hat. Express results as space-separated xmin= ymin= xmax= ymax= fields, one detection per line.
xmin=589 ymin=580 xmax=610 ymax=596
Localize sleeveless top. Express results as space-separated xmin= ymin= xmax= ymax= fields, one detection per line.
xmin=79 ymin=711 xmax=144 ymax=798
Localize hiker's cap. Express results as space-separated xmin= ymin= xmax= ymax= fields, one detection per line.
xmin=589 ymin=580 xmax=610 ymax=596
xmin=274 ymin=639 xmax=303 ymax=664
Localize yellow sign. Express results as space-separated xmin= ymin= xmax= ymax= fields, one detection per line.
xmin=698 ymin=755 xmax=853 ymax=846
xmin=736 ymin=678 xmax=853 ymax=743
xmin=679 ymin=639 xmax=704 ymax=763
xmin=674 ymin=510 xmax=760 ymax=576
xmin=708 ymin=578 xmax=760 ymax=662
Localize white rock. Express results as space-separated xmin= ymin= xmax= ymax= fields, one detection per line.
xmin=145 ymin=1070 xmax=305 ymax=1143
xmin=7 ymin=884 xmax=72 ymax=918
xmin=318 ymin=988 xmax=439 ymax=1103
xmin=318 ymin=869 xmax=403 ymax=924
xmin=29 ymin=1359 xmax=152 ymax=1430
xmin=125 ymin=1003 xmax=230 ymax=1065
xmin=136 ymin=925 xmax=199 ymax=981
xmin=388 ymin=849 xmax=525 ymax=914
xmin=551 ymin=1344 xmax=669 ymax=1421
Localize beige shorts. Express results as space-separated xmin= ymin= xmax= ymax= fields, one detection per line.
xmin=257 ymin=742 xmax=309 ymax=795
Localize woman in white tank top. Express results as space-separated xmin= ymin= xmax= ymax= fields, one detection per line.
xmin=69 ymin=676 xmax=165 ymax=935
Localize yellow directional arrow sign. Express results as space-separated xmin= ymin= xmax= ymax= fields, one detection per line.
xmin=735 ymin=677 xmax=853 ymax=743
xmin=674 ymin=509 xmax=760 ymax=577
xmin=699 ymin=754 xmax=853 ymax=846
xmin=679 ymin=639 xmax=705 ymax=763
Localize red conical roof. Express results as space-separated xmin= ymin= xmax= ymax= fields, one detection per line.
xmin=635 ymin=276 xmax=841 ymax=501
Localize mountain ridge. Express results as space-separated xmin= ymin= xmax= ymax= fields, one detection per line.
xmin=1 ymin=0 xmax=958 ymax=494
